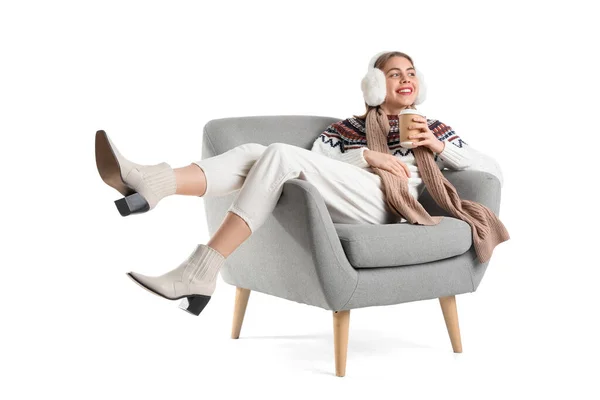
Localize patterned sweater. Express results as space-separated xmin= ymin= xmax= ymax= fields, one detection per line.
xmin=311 ymin=114 xmax=503 ymax=200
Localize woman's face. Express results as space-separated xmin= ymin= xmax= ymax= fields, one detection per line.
xmin=380 ymin=56 xmax=419 ymax=114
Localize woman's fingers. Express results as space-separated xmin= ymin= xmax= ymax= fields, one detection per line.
xmin=409 ymin=122 xmax=428 ymax=132
xmin=388 ymin=164 xmax=403 ymax=178
xmin=382 ymin=156 xmax=411 ymax=179
xmin=412 ymin=138 xmax=426 ymax=148
xmin=391 ymin=162 xmax=410 ymax=178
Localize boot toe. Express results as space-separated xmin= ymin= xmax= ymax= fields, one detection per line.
xmin=127 ymin=271 xmax=177 ymax=299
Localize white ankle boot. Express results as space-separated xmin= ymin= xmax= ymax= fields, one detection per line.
xmin=127 ymin=244 xmax=226 ymax=316
xmin=95 ymin=130 xmax=177 ymax=216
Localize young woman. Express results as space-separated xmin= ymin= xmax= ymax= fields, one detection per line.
xmin=95 ymin=50 xmax=503 ymax=316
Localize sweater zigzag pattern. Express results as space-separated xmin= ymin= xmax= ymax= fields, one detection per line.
xmin=317 ymin=116 xmax=467 ymax=160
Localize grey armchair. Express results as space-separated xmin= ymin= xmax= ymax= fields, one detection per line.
xmin=201 ymin=115 xmax=502 ymax=377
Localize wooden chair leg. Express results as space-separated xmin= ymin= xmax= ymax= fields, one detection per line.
xmin=439 ymin=295 xmax=463 ymax=353
xmin=231 ymin=287 xmax=251 ymax=339
xmin=332 ymin=310 xmax=350 ymax=377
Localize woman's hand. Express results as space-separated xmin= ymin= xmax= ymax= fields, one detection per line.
xmin=407 ymin=116 xmax=445 ymax=154
xmin=364 ymin=149 xmax=411 ymax=179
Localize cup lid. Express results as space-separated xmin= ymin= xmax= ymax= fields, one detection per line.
xmin=399 ymin=109 xmax=424 ymax=116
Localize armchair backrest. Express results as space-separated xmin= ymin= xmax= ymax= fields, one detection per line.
xmin=201 ymin=115 xmax=340 ymax=158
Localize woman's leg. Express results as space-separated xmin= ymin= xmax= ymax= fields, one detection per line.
xmin=127 ymin=142 xmax=398 ymax=314
xmin=126 ymin=143 xmax=266 ymax=312
xmin=226 ymin=142 xmax=402 ymax=234
xmin=173 ymin=142 xmax=267 ymax=197
xmin=172 ymin=160 xmax=252 ymax=257
xmin=170 ymin=143 xmax=267 ymax=256
xmin=173 ymin=164 xmax=252 ymax=258
xmin=173 ymin=164 xmax=207 ymax=196
xmin=205 ymin=212 xmax=251 ymax=258
xmin=185 ymin=143 xmax=267 ymax=257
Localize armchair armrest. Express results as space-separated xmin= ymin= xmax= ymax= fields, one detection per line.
xmin=215 ymin=178 xmax=359 ymax=311
xmin=419 ymin=170 xmax=503 ymax=218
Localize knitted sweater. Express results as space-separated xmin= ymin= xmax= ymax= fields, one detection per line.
xmin=311 ymin=114 xmax=503 ymax=201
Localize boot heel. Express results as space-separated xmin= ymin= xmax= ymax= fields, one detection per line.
xmin=179 ymin=295 xmax=211 ymax=316
xmin=114 ymin=193 xmax=150 ymax=216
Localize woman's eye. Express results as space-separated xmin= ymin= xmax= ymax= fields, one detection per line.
xmin=391 ymin=72 xmax=416 ymax=77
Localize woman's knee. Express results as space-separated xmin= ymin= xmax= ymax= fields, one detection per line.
xmin=237 ymin=143 xmax=267 ymax=159
xmin=261 ymin=143 xmax=303 ymax=165
xmin=265 ymin=142 xmax=297 ymax=154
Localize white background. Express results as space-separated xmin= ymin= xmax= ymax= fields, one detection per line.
xmin=1 ymin=0 xmax=598 ymax=398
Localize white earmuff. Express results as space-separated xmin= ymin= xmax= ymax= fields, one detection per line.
xmin=360 ymin=51 xmax=427 ymax=106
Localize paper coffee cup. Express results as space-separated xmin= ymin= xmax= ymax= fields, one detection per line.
xmin=398 ymin=109 xmax=425 ymax=149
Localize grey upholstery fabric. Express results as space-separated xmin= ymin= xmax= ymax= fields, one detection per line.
xmin=201 ymin=116 xmax=502 ymax=311
xmin=335 ymin=218 xmax=472 ymax=268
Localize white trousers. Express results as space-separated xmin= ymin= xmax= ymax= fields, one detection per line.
xmin=193 ymin=143 xmax=408 ymax=233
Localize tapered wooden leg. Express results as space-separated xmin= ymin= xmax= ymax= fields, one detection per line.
xmin=231 ymin=287 xmax=251 ymax=339
xmin=439 ymin=295 xmax=463 ymax=353
xmin=333 ymin=310 xmax=350 ymax=377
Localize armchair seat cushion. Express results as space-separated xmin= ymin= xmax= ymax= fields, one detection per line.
xmin=334 ymin=217 xmax=473 ymax=268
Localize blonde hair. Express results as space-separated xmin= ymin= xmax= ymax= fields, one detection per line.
xmin=353 ymin=51 xmax=417 ymax=120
